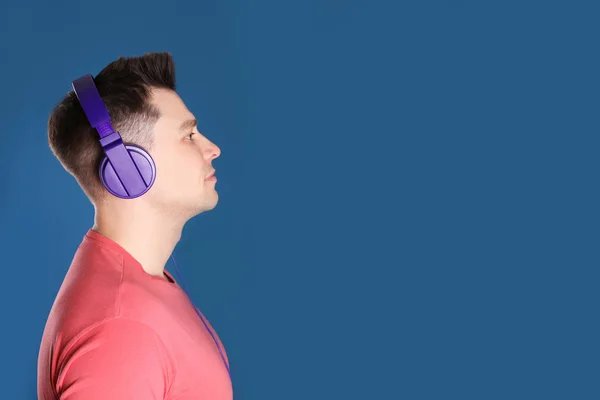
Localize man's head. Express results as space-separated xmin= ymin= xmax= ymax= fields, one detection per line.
xmin=48 ymin=52 xmax=221 ymax=221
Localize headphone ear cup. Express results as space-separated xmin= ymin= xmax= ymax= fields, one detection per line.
xmin=99 ymin=145 xmax=156 ymax=199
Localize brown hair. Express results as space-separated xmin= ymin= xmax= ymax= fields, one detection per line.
xmin=47 ymin=52 xmax=176 ymax=202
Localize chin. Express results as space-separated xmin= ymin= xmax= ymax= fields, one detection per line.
xmin=205 ymin=196 xmax=219 ymax=211
xmin=195 ymin=193 xmax=219 ymax=215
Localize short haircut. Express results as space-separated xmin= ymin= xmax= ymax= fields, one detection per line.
xmin=47 ymin=52 xmax=176 ymax=202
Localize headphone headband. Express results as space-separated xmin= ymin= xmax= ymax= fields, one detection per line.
xmin=72 ymin=74 xmax=115 ymax=138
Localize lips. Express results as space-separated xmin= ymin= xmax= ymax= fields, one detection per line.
xmin=205 ymin=170 xmax=216 ymax=181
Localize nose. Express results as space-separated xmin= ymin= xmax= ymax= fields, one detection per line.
xmin=204 ymin=139 xmax=221 ymax=161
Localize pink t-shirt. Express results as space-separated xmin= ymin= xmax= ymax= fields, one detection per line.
xmin=37 ymin=229 xmax=233 ymax=399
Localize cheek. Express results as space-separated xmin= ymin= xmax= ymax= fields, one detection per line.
xmin=154 ymin=148 xmax=204 ymax=188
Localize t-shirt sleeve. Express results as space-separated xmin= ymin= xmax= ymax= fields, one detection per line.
xmin=55 ymin=318 xmax=172 ymax=400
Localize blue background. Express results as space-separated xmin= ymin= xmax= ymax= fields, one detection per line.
xmin=1 ymin=0 xmax=598 ymax=398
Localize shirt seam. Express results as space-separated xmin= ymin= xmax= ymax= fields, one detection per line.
xmin=81 ymin=238 xmax=125 ymax=316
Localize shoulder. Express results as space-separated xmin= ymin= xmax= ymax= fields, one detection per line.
xmin=54 ymin=317 xmax=174 ymax=398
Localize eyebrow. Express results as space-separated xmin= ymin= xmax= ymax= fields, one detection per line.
xmin=179 ymin=118 xmax=197 ymax=132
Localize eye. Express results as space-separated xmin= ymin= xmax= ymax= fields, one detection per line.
xmin=185 ymin=132 xmax=196 ymax=141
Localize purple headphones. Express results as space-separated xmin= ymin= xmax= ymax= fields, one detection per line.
xmin=72 ymin=74 xmax=156 ymax=199
xmin=71 ymin=73 xmax=232 ymax=383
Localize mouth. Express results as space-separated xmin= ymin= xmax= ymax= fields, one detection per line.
xmin=205 ymin=170 xmax=217 ymax=181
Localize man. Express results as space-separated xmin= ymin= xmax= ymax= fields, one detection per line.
xmin=37 ymin=52 xmax=232 ymax=399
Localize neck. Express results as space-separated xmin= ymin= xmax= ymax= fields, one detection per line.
xmin=92 ymin=200 xmax=186 ymax=279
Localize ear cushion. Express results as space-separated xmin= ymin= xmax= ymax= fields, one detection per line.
xmin=99 ymin=145 xmax=156 ymax=199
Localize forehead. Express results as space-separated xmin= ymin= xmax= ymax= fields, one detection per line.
xmin=151 ymin=88 xmax=194 ymax=129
